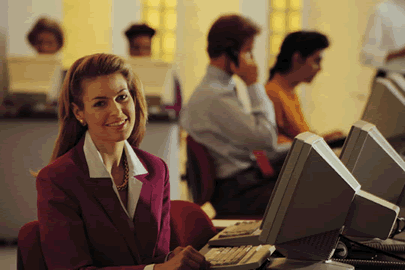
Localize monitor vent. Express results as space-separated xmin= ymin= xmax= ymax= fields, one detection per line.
xmin=276 ymin=228 xmax=341 ymax=261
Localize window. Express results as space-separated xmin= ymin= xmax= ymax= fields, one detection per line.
xmin=269 ymin=0 xmax=302 ymax=67
xmin=142 ymin=0 xmax=177 ymax=62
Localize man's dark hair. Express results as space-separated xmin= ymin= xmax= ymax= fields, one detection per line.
xmin=27 ymin=17 xmax=64 ymax=49
xmin=268 ymin=31 xmax=329 ymax=81
xmin=124 ymin=23 xmax=156 ymax=41
xmin=207 ymin=14 xmax=261 ymax=59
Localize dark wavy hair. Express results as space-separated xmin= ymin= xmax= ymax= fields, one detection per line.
xmin=50 ymin=53 xmax=148 ymax=162
xmin=268 ymin=31 xmax=329 ymax=81
xmin=27 ymin=17 xmax=64 ymax=50
xmin=207 ymin=14 xmax=261 ymax=59
xmin=124 ymin=23 xmax=156 ymax=40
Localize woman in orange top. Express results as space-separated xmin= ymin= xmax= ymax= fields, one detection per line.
xmin=265 ymin=31 xmax=343 ymax=144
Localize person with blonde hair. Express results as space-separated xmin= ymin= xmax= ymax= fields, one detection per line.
xmin=27 ymin=17 xmax=64 ymax=54
xmin=36 ymin=53 xmax=209 ymax=270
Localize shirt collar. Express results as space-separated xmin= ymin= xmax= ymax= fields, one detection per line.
xmin=206 ymin=65 xmax=236 ymax=91
xmin=83 ymin=131 xmax=148 ymax=178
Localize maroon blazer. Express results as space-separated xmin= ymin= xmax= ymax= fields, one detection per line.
xmin=36 ymin=137 xmax=170 ymax=269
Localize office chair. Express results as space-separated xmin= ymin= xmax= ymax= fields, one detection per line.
xmin=164 ymin=77 xmax=182 ymax=118
xmin=186 ymin=135 xmax=265 ymax=219
xmin=17 ymin=220 xmax=47 ymax=270
xmin=170 ymin=200 xmax=218 ymax=250
xmin=185 ymin=135 xmax=216 ymax=207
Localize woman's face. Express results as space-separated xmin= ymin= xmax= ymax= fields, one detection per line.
xmin=73 ymin=72 xmax=136 ymax=146
xmin=34 ymin=31 xmax=60 ymax=54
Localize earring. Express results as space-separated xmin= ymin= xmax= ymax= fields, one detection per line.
xmin=79 ymin=119 xmax=87 ymax=126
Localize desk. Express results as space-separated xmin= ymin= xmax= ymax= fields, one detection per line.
xmin=0 ymin=118 xmax=180 ymax=240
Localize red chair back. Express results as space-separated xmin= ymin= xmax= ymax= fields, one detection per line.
xmin=170 ymin=200 xmax=217 ymax=250
xmin=164 ymin=77 xmax=182 ymax=117
xmin=17 ymin=220 xmax=47 ymax=270
xmin=186 ymin=135 xmax=216 ymax=206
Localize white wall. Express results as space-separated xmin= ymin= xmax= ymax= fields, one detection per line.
xmin=239 ymin=0 xmax=269 ymax=84
xmin=111 ymin=0 xmax=141 ymax=57
xmin=7 ymin=0 xmax=62 ymax=56
xmin=236 ymin=0 xmax=269 ymax=112
xmin=302 ymin=0 xmax=381 ymax=135
xmin=0 ymin=0 xmax=8 ymax=102
xmin=176 ymin=0 xmax=240 ymax=102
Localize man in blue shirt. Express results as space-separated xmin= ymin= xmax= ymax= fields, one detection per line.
xmin=181 ymin=14 xmax=290 ymax=216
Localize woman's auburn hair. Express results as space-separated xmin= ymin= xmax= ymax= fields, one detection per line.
xmin=50 ymin=53 xmax=148 ymax=163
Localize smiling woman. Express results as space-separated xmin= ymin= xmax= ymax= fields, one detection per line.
xmin=72 ymin=73 xmax=136 ymax=150
xmin=36 ymin=53 xmax=209 ymax=270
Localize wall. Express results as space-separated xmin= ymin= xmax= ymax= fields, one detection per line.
xmin=63 ymin=0 xmax=113 ymax=69
xmin=7 ymin=0 xmax=62 ymax=56
xmin=111 ymin=0 xmax=141 ymax=57
xmin=176 ymin=0 xmax=240 ymax=102
xmin=233 ymin=0 xmax=269 ymax=112
xmin=240 ymin=0 xmax=269 ymax=84
xmin=302 ymin=0 xmax=381 ymax=135
xmin=0 ymin=0 xmax=8 ymax=104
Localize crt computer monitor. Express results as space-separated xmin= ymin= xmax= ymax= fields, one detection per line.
xmin=387 ymin=72 xmax=405 ymax=93
xmin=340 ymin=120 xmax=405 ymax=217
xmin=258 ymin=132 xmax=399 ymax=263
xmin=362 ymin=77 xmax=405 ymax=143
xmin=6 ymin=55 xmax=63 ymax=104
xmin=126 ymin=57 xmax=175 ymax=105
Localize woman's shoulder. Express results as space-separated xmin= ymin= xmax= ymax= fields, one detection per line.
xmin=265 ymin=80 xmax=282 ymax=98
xmin=133 ymin=147 xmax=166 ymax=166
xmin=37 ymin=146 xmax=84 ymax=182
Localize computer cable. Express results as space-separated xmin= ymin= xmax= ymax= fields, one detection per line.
xmin=333 ymin=258 xmax=405 ymax=268
xmin=332 ymin=234 xmax=405 ymax=268
xmin=339 ymin=234 xmax=405 ymax=261
xmin=390 ymin=217 xmax=405 ymax=238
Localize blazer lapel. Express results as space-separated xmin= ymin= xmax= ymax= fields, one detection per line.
xmin=86 ymin=177 xmax=143 ymax=265
xmin=133 ymin=174 xmax=158 ymax=259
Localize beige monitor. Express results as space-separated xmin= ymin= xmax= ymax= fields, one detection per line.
xmin=7 ymin=55 xmax=62 ymax=103
xmin=259 ymin=132 xmax=360 ymax=261
xmin=126 ymin=57 xmax=174 ymax=106
xmin=258 ymin=132 xmax=398 ymax=262
xmin=387 ymin=72 xmax=405 ymax=94
xmin=362 ymin=77 xmax=405 ymax=141
xmin=340 ymin=120 xmax=405 ymax=217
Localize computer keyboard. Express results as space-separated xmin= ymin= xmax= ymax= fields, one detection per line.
xmin=209 ymin=220 xmax=263 ymax=247
xmin=219 ymin=221 xmax=262 ymax=238
xmin=204 ymin=244 xmax=274 ymax=270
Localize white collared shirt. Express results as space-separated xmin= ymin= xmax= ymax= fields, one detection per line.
xmin=360 ymin=0 xmax=405 ymax=71
xmin=180 ymin=65 xmax=290 ymax=179
xmin=83 ymin=132 xmax=154 ymax=270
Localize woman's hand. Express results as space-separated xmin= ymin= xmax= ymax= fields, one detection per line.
xmin=155 ymin=246 xmax=210 ymax=270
